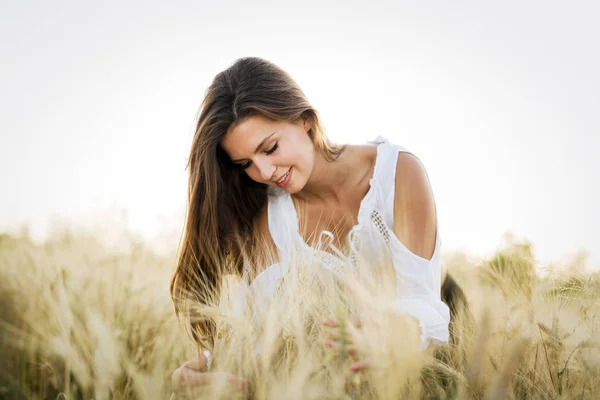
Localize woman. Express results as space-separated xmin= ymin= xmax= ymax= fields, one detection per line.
xmin=170 ymin=57 xmax=469 ymax=398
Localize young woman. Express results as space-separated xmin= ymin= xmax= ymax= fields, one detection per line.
xmin=170 ymin=57 xmax=468 ymax=398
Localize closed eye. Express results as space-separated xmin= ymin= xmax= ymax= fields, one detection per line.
xmin=240 ymin=142 xmax=278 ymax=170
xmin=265 ymin=142 xmax=278 ymax=155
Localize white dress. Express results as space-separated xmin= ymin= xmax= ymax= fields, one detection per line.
xmin=236 ymin=136 xmax=450 ymax=350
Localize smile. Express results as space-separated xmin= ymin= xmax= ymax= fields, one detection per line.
xmin=274 ymin=168 xmax=292 ymax=188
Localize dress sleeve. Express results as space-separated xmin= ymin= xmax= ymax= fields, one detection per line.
xmin=388 ymin=230 xmax=451 ymax=349
xmin=391 ymin=294 xmax=450 ymax=349
xmin=374 ymin=141 xmax=450 ymax=349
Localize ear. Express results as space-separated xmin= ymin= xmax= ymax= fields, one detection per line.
xmin=303 ymin=118 xmax=313 ymax=133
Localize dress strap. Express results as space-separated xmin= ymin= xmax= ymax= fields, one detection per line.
xmin=367 ymin=136 xmax=411 ymax=209
xmin=365 ymin=136 xmax=417 ymax=231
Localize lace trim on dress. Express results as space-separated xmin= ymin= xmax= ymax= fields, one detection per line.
xmin=241 ymin=135 xmax=450 ymax=350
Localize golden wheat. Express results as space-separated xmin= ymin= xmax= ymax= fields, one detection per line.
xmin=1 ymin=229 xmax=599 ymax=399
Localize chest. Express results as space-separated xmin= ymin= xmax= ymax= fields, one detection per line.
xmin=293 ymin=183 xmax=371 ymax=254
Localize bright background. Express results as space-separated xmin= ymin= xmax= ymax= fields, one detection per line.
xmin=1 ymin=0 xmax=598 ymax=269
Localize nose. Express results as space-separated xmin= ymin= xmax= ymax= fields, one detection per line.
xmin=255 ymin=158 xmax=275 ymax=181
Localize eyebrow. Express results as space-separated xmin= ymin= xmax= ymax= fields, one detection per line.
xmin=231 ymin=131 xmax=277 ymax=163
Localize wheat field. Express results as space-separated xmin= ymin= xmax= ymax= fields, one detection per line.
xmin=1 ymin=227 xmax=599 ymax=399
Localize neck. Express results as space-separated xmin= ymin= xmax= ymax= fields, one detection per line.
xmin=293 ymin=148 xmax=351 ymax=204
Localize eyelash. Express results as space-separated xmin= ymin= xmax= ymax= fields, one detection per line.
xmin=241 ymin=142 xmax=278 ymax=170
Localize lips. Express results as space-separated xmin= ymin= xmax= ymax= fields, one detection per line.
xmin=274 ymin=168 xmax=292 ymax=187
xmin=274 ymin=168 xmax=291 ymax=184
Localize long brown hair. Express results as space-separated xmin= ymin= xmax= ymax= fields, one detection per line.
xmin=170 ymin=57 xmax=344 ymax=351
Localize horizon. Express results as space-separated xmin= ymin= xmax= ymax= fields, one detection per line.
xmin=1 ymin=0 xmax=598 ymax=270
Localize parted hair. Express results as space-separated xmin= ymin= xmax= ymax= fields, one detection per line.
xmin=170 ymin=57 xmax=344 ymax=350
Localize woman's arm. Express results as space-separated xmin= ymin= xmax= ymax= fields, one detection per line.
xmin=391 ymin=151 xmax=450 ymax=348
xmin=323 ymin=151 xmax=450 ymax=367
xmin=392 ymin=152 xmax=437 ymax=261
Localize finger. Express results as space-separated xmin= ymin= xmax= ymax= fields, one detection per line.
xmin=328 ymin=321 xmax=365 ymax=340
xmin=179 ymin=367 xmax=212 ymax=387
xmin=327 ymin=331 xmax=355 ymax=345
xmin=213 ymin=372 xmax=248 ymax=392
xmin=172 ymin=368 xmax=209 ymax=396
xmin=182 ymin=353 xmax=209 ymax=372
xmin=350 ymin=359 xmax=372 ymax=372
xmin=324 ymin=315 xmax=362 ymax=329
xmin=323 ymin=319 xmax=338 ymax=327
xmin=171 ymin=368 xmax=184 ymax=393
xmin=325 ymin=339 xmax=358 ymax=355
xmin=327 ymin=329 xmax=340 ymax=340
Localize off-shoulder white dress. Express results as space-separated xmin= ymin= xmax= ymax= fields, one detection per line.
xmin=234 ymin=136 xmax=450 ymax=350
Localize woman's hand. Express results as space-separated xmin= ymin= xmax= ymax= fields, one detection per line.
xmin=324 ymin=310 xmax=423 ymax=377
xmin=171 ymin=352 xmax=247 ymax=399
xmin=323 ymin=274 xmax=377 ymax=373
xmin=323 ymin=314 xmax=373 ymax=373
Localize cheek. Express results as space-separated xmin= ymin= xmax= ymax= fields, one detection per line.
xmin=287 ymin=145 xmax=308 ymax=166
xmin=299 ymin=147 xmax=314 ymax=169
xmin=245 ymin=167 xmax=264 ymax=183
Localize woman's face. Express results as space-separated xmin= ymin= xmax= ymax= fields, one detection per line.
xmin=220 ymin=114 xmax=315 ymax=193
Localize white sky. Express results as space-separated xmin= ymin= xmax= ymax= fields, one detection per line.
xmin=1 ymin=0 xmax=599 ymax=269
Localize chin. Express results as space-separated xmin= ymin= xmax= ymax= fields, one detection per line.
xmin=285 ymin=185 xmax=300 ymax=194
xmin=286 ymin=180 xmax=307 ymax=194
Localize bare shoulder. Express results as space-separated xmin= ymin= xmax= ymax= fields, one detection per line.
xmin=356 ymin=143 xmax=378 ymax=167
xmin=341 ymin=143 xmax=378 ymax=183
xmin=392 ymin=152 xmax=437 ymax=261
